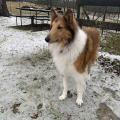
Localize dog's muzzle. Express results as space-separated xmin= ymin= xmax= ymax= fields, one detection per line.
xmin=45 ymin=35 xmax=50 ymax=43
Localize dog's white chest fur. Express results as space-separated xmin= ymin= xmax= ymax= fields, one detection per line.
xmin=49 ymin=27 xmax=87 ymax=75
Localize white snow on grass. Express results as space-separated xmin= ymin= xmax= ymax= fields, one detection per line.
xmin=0 ymin=17 xmax=48 ymax=58
xmin=0 ymin=17 xmax=50 ymax=120
xmin=99 ymin=52 xmax=120 ymax=61
xmin=0 ymin=17 xmax=120 ymax=120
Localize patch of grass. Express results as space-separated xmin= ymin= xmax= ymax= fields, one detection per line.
xmin=6 ymin=1 xmax=47 ymax=16
xmin=101 ymin=31 xmax=120 ymax=55
xmin=39 ymin=48 xmax=51 ymax=60
xmin=48 ymin=107 xmax=63 ymax=120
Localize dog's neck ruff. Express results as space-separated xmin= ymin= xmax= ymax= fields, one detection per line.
xmin=49 ymin=27 xmax=87 ymax=63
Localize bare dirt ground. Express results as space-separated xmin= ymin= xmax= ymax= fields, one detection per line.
xmin=0 ymin=17 xmax=120 ymax=120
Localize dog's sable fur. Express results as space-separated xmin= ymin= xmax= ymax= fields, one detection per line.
xmin=74 ymin=27 xmax=99 ymax=73
xmin=45 ymin=9 xmax=99 ymax=106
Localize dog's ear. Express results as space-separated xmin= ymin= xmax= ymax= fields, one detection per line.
xmin=51 ymin=8 xmax=58 ymax=22
xmin=64 ymin=9 xmax=74 ymax=25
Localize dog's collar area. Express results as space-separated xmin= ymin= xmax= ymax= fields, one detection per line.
xmin=59 ymin=43 xmax=71 ymax=54
xmin=60 ymin=49 xmax=63 ymax=53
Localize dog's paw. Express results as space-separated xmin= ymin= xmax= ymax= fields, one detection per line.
xmin=76 ymin=98 xmax=83 ymax=106
xmin=59 ymin=94 xmax=67 ymax=100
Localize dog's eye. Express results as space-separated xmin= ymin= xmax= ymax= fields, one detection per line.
xmin=57 ymin=26 xmax=63 ymax=30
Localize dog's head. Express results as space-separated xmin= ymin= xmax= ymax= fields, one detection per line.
xmin=45 ymin=9 xmax=77 ymax=47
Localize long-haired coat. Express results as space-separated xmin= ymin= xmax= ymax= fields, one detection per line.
xmin=45 ymin=9 xmax=99 ymax=105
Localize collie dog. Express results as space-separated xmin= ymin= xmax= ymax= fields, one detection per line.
xmin=45 ymin=9 xmax=99 ymax=105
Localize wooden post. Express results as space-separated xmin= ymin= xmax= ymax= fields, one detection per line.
xmin=36 ymin=11 xmax=37 ymax=24
xmin=76 ymin=0 xmax=80 ymax=19
xmin=20 ymin=9 xmax=22 ymax=26
xmin=16 ymin=16 xmax=18 ymax=25
xmin=31 ymin=16 xmax=34 ymax=26
xmin=102 ymin=7 xmax=107 ymax=34
xmin=49 ymin=0 xmax=52 ymax=8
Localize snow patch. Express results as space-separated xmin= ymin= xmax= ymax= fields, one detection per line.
xmin=99 ymin=52 xmax=120 ymax=61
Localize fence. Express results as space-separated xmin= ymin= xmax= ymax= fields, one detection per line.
xmin=7 ymin=0 xmax=120 ymax=30
xmin=76 ymin=0 xmax=120 ymax=31
xmin=33 ymin=0 xmax=120 ymax=30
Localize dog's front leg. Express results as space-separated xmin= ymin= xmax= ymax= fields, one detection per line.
xmin=75 ymin=74 xmax=86 ymax=106
xmin=59 ymin=76 xmax=68 ymax=100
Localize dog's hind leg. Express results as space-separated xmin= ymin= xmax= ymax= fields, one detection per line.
xmin=59 ymin=76 xmax=68 ymax=100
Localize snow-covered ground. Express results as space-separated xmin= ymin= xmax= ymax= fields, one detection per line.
xmin=0 ymin=17 xmax=120 ymax=120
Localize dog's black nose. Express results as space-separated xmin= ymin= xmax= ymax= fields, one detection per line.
xmin=45 ymin=35 xmax=50 ymax=42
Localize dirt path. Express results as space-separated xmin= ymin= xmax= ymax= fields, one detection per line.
xmin=0 ymin=17 xmax=120 ymax=120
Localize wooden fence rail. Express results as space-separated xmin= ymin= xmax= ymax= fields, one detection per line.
xmin=78 ymin=0 xmax=120 ymax=7
xmin=78 ymin=19 xmax=120 ymax=31
xmin=76 ymin=0 xmax=120 ymax=30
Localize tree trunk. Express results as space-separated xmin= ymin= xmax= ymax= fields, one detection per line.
xmin=0 ymin=0 xmax=10 ymax=17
